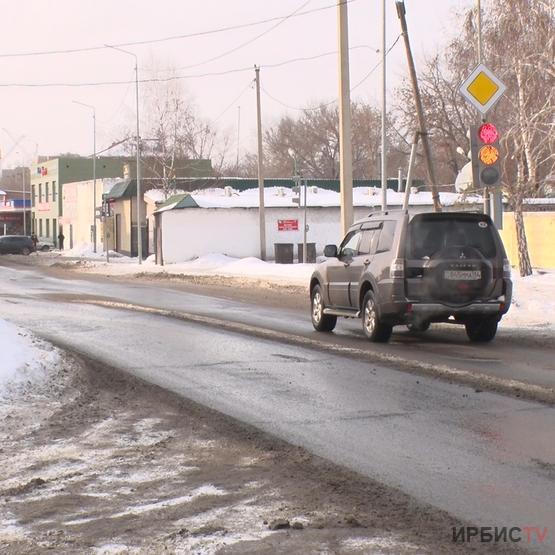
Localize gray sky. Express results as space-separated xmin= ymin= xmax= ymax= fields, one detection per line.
xmin=0 ymin=0 xmax=472 ymax=168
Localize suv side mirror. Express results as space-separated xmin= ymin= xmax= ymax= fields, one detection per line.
xmin=324 ymin=244 xmax=338 ymax=258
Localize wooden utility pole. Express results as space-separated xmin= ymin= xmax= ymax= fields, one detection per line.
xmin=337 ymin=0 xmax=354 ymax=235
xmin=254 ymin=66 xmax=266 ymax=260
xmin=396 ymin=0 xmax=442 ymax=212
xmin=381 ymin=0 xmax=388 ymax=211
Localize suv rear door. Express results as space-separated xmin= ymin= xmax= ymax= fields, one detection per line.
xmin=405 ymin=213 xmax=503 ymax=304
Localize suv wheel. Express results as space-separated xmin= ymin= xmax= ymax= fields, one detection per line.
xmin=311 ymin=284 xmax=337 ymax=332
xmin=362 ymin=290 xmax=392 ymax=342
xmin=21 ymin=247 xmax=31 ymax=256
xmin=465 ymin=316 xmax=498 ymax=342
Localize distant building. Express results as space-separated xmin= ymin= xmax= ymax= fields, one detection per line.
xmin=0 ymin=167 xmax=31 ymax=234
xmin=30 ymin=156 xmax=128 ymax=245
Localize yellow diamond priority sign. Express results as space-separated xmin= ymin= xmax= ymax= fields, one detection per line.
xmin=459 ymin=64 xmax=506 ymax=115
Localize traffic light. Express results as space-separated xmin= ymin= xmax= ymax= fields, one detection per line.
xmin=469 ymin=122 xmax=501 ymax=189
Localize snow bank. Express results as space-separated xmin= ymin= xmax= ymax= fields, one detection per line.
xmin=63 ymin=243 xmax=129 ymax=260
xmin=0 ymin=319 xmax=60 ymax=395
xmin=66 ymin=252 xmax=555 ymax=329
xmin=503 ymin=271 xmax=555 ymax=329
xmin=79 ymin=253 xmax=314 ymax=286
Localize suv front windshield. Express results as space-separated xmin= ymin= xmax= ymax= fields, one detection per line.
xmin=406 ymin=215 xmax=497 ymax=259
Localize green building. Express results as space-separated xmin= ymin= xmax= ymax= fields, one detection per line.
xmin=30 ymin=156 xmax=126 ymax=245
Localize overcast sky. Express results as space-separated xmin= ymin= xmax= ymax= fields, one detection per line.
xmin=0 ymin=0 xmax=473 ymax=168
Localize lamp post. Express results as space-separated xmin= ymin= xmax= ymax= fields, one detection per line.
xmin=73 ymin=101 xmax=97 ymax=252
xmin=288 ymin=149 xmax=307 ymax=264
xmin=106 ymin=44 xmax=142 ymax=263
xmin=14 ymin=153 xmax=27 ymax=236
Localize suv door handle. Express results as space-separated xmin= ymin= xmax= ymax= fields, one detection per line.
xmin=363 ymin=259 xmax=371 ymax=265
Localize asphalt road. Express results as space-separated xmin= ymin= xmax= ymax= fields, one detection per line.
xmin=1 ymin=263 xmax=554 ymax=552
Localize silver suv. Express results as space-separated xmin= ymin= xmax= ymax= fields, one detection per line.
xmin=310 ymin=211 xmax=512 ymax=343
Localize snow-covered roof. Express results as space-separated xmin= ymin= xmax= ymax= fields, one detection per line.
xmin=145 ymin=188 xmax=186 ymax=203
xmin=155 ymin=186 xmax=481 ymax=212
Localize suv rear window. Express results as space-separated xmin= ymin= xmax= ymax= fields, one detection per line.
xmin=406 ymin=214 xmax=497 ymax=259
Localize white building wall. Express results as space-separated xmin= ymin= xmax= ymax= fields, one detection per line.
xmin=161 ymin=206 xmax=376 ymax=263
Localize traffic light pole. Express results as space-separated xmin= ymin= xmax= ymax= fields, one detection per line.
xmin=255 ymin=66 xmax=266 ymax=261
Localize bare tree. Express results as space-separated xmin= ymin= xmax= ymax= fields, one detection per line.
xmin=248 ymin=101 xmax=399 ymax=179
xmin=119 ymin=64 xmax=227 ymax=198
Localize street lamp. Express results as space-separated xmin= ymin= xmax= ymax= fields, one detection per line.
xmin=105 ymin=44 xmax=142 ymax=263
xmin=73 ymin=100 xmax=97 ymax=253
xmin=287 ymin=149 xmax=308 ymax=264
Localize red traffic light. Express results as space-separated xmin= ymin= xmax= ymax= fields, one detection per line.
xmin=478 ymin=123 xmax=499 ymax=144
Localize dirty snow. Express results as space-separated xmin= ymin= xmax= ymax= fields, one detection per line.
xmin=0 ymin=319 xmax=60 ymax=395
xmin=54 ymin=248 xmax=555 ymax=329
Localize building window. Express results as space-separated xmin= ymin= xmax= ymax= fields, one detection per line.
xmin=39 ymin=219 xmax=43 ymax=237
xmin=45 ymin=219 xmax=50 ymax=239
xmin=32 ymin=185 xmax=36 ymax=207
xmin=52 ymin=181 xmax=57 ymax=202
xmin=38 ymin=184 xmax=43 ymax=203
xmin=45 ymin=182 xmax=49 ymax=202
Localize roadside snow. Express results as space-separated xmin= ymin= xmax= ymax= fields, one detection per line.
xmin=51 ymin=251 xmax=555 ymax=329
xmin=0 ymin=319 xmax=59 ymax=395
xmin=76 ymin=252 xmax=315 ymax=287
xmin=503 ymin=271 xmax=555 ymax=329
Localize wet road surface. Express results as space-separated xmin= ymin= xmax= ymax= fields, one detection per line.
xmin=1 ymin=264 xmax=555 ymax=551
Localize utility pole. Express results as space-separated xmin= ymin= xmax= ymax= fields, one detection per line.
xmin=477 ymin=0 xmax=483 ymax=64
xmin=254 ymin=66 xmax=266 ymax=260
xmin=381 ymin=0 xmax=388 ymax=211
xmin=236 ymin=106 xmax=241 ymax=172
xmin=21 ymin=166 xmax=26 ymax=235
xmin=302 ymin=177 xmax=308 ymax=263
xmin=475 ymin=0 xmax=490 ymax=216
xmin=396 ymin=0 xmax=442 ymax=212
xmin=337 ymin=0 xmax=354 ymax=234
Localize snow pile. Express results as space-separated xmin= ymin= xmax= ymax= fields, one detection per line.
xmin=503 ymin=271 xmax=555 ymax=329
xmin=0 ymin=319 xmax=60 ymax=396
xmin=76 ymin=254 xmax=555 ymax=328
xmin=63 ymin=243 xmax=129 ymax=260
xmin=81 ymin=253 xmax=314 ymax=286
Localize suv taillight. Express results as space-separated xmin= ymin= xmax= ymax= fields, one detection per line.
xmin=390 ymin=258 xmax=405 ymax=279
xmin=503 ymin=258 xmax=512 ymax=278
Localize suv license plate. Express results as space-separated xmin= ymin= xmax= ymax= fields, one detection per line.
xmin=444 ymin=270 xmax=481 ymax=280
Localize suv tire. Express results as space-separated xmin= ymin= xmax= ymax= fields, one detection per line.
xmin=21 ymin=247 xmax=30 ymax=256
xmin=311 ymin=284 xmax=337 ymax=332
xmin=362 ymin=290 xmax=392 ymax=342
xmin=465 ymin=316 xmax=498 ymax=342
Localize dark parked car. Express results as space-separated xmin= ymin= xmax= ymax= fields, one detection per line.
xmin=0 ymin=235 xmax=36 ymax=256
xmin=310 ymin=211 xmax=512 ymax=343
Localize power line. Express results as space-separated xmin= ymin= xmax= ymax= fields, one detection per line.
xmin=212 ymin=79 xmax=255 ymax=122
xmin=173 ymin=0 xmax=311 ymax=71
xmin=260 ymin=34 xmax=402 ymax=111
xmin=0 ymin=44 xmax=380 ymax=88
xmin=0 ymin=0 xmax=356 ymax=59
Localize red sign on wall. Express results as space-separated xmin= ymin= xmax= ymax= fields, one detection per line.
xmin=278 ymin=219 xmax=299 ymax=231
